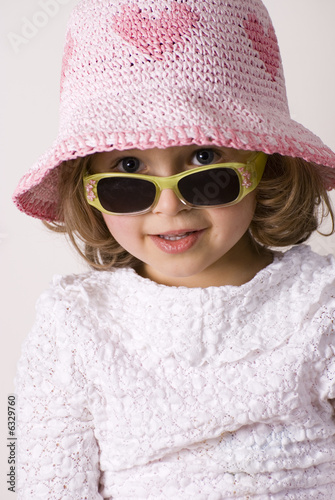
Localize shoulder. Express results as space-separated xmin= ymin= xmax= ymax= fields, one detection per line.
xmin=19 ymin=267 xmax=139 ymax=370
xmin=277 ymin=246 xmax=335 ymax=344
xmin=278 ymin=244 xmax=335 ymax=271
xmin=274 ymin=245 xmax=335 ymax=295
xmin=30 ymin=266 xmax=138 ymax=347
xmin=253 ymin=245 xmax=335 ymax=341
xmin=36 ymin=266 xmax=133 ymax=313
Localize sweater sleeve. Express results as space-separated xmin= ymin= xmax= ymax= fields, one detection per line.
xmin=314 ymin=294 xmax=335 ymax=404
xmin=15 ymin=287 xmax=104 ymax=499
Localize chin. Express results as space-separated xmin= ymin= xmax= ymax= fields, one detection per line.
xmin=145 ymin=261 xmax=210 ymax=281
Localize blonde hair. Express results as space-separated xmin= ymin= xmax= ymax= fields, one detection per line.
xmin=45 ymin=153 xmax=335 ymax=270
xmin=250 ymin=154 xmax=334 ymax=246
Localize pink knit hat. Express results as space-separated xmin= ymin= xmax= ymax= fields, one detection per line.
xmin=13 ymin=0 xmax=335 ymax=221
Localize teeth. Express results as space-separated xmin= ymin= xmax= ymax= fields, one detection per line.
xmin=159 ymin=232 xmax=191 ymax=241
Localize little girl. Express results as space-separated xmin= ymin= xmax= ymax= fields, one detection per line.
xmin=13 ymin=0 xmax=335 ymax=498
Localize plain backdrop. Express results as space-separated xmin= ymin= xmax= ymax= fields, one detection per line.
xmin=1 ymin=1 xmax=335 ymax=498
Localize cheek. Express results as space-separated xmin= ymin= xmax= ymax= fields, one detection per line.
xmin=211 ymin=193 xmax=256 ymax=232
xmin=102 ymin=214 xmax=142 ymax=248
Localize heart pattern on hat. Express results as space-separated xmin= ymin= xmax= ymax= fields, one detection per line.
xmin=60 ymin=32 xmax=75 ymax=96
xmin=112 ymin=3 xmax=199 ymax=61
xmin=243 ymin=14 xmax=281 ymax=81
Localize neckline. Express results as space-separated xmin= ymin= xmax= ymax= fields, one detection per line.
xmin=106 ymin=248 xmax=308 ymax=366
xmin=118 ymin=249 xmax=285 ymax=295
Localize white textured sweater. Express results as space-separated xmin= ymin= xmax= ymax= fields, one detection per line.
xmin=16 ymin=246 xmax=335 ymax=499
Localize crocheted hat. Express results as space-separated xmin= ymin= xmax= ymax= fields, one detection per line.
xmin=13 ymin=0 xmax=335 ymax=221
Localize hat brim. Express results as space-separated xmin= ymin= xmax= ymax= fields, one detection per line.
xmin=13 ymin=118 xmax=335 ymax=222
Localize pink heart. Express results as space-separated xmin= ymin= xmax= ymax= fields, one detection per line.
xmin=243 ymin=14 xmax=281 ymax=81
xmin=60 ymin=32 xmax=75 ymax=96
xmin=112 ymin=3 xmax=199 ymax=61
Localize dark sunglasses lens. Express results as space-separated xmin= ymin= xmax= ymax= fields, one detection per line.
xmin=178 ymin=168 xmax=240 ymax=206
xmin=97 ymin=177 xmax=156 ymax=213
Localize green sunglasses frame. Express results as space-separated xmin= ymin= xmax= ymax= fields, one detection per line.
xmin=83 ymin=151 xmax=267 ymax=216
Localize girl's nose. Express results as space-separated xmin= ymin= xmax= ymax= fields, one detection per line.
xmin=151 ymin=188 xmax=190 ymax=216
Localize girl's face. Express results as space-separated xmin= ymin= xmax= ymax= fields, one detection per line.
xmin=91 ymin=145 xmax=270 ymax=287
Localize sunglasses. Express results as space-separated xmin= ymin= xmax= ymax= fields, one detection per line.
xmin=83 ymin=151 xmax=267 ymax=216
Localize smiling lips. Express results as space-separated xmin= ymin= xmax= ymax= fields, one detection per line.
xmin=149 ymin=229 xmax=205 ymax=254
xmin=159 ymin=231 xmax=195 ymax=241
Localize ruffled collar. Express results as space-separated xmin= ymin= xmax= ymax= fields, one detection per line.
xmin=58 ymin=246 xmax=333 ymax=367
xmin=102 ymin=247 xmax=320 ymax=366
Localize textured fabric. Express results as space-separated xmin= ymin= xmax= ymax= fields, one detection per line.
xmin=12 ymin=0 xmax=335 ymax=221
xmin=16 ymin=245 xmax=335 ymax=499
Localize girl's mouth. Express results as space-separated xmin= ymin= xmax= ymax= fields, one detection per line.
xmin=158 ymin=231 xmax=196 ymax=241
xmin=149 ymin=229 xmax=205 ymax=254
